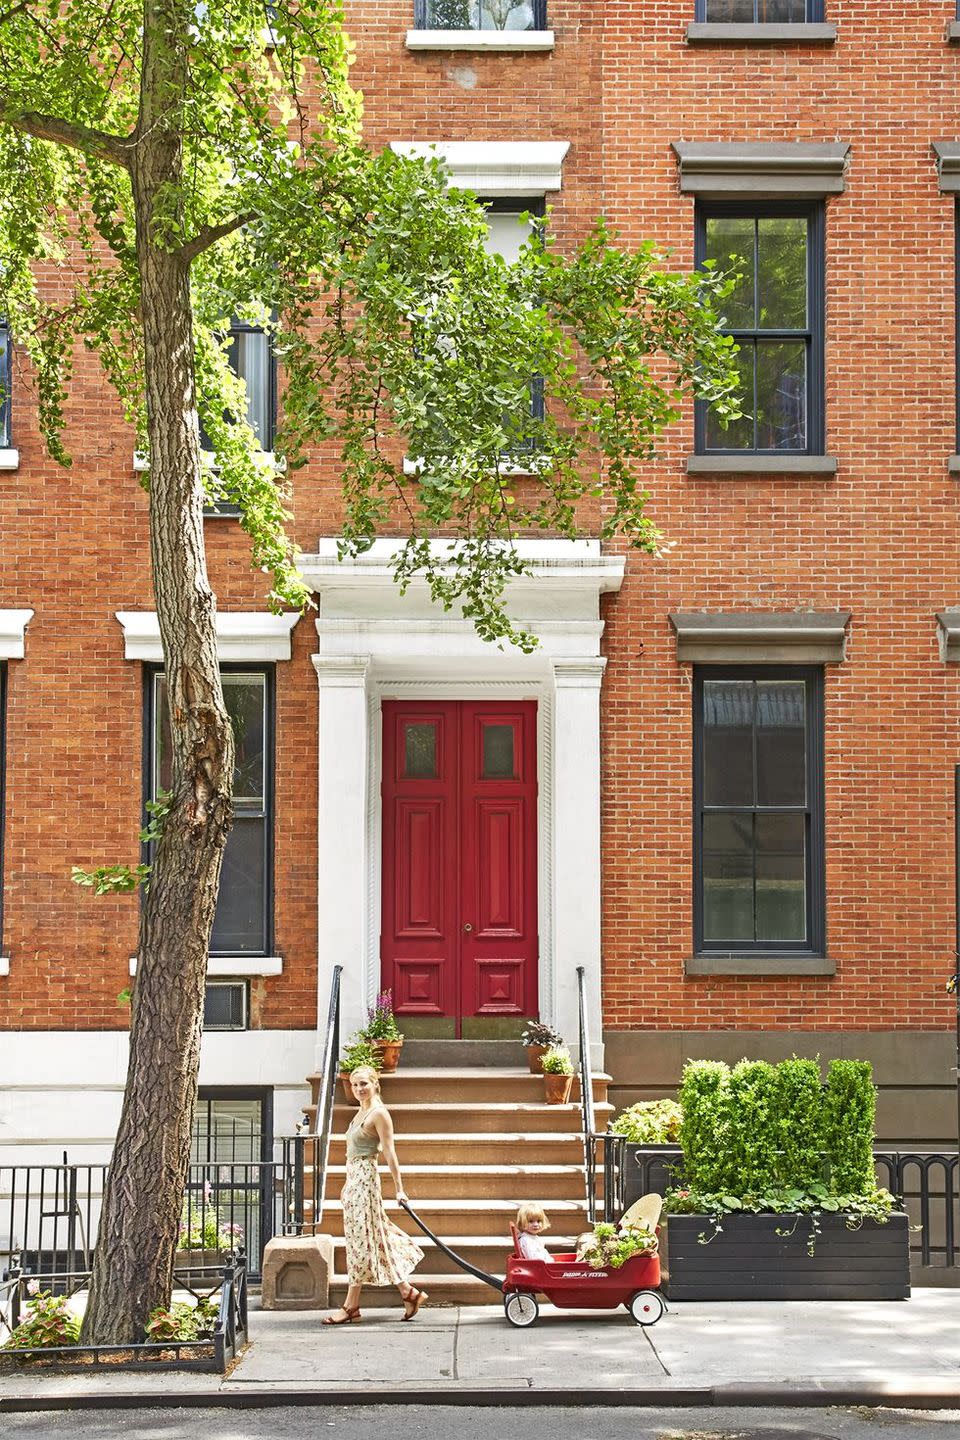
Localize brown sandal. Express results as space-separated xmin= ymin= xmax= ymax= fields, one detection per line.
xmin=323 ymin=1305 xmax=361 ymax=1325
xmin=401 ymin=1286 xmax=428 ymax=1321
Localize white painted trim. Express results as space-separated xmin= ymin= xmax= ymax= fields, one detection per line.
xmin=405 ymin=28 xmax=555 ymax=51
xmin=0 ymin=609 xmax=34 ymax=660
xmin=402 ymin=454 xmax=552 ymax=478
xmin=0 ymin=448 xmax=20 ymax=470
xmin=390 ymin=140 xmax=569 ymax=196
xmin=133 ymin=449 xmax=284 ymax=475
xmin=115 ymin=611 xmax=300 ymax=662
xmin=0 ymin=957 xmax=9 ymax=977
xmin=128 ymin=955 xmax=283 ymax=977
xmin=308 ymin=534 xmax=621 ymax=1063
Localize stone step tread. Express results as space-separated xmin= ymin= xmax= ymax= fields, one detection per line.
xmin=330 ymin=1272 xmax=501 ymax=1287
xmin=320 ymin=1197 xmax=588 ymax=1213
xmin=312 ymin=1069 xmax=612 ymax=1081
xmin=328 ymin=1235 xmax=580 ymax=1250
xmin=326 ymin=1163 xmax=586 ymax=1175
xmin=329 ymin=1102 xmax=614 ymax=1113
xmin=330 ymin=1132 xmax=586 ymax=1142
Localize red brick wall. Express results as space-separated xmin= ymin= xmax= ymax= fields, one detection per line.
xmin=1 ymin=1 xmax=957 ymax=1039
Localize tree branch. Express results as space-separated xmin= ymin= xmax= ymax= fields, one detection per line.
xmin=0 ymin=102 xmax=132 ymax=166
xmin=178 ymin=212 xmax=255 ymax=264
xmin=0 ymin=1 xmax=31 ymax=25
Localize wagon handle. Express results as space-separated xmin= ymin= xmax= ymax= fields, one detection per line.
xmin=398 ymin=1199 xmax=504 ymax=1292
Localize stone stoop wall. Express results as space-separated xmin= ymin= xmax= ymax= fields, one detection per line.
xmin=0 ymin=0 xmax=956 ymax=1108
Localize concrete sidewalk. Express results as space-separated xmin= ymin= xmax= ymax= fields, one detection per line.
xmin=1 ymin=1291 xmax=958 ymax=1411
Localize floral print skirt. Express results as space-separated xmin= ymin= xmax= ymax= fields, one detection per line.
xmin=341 ymin=1157 xmax=424 ymax=1287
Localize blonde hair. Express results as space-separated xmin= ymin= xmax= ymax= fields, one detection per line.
xmin=516 ymin=1204 xmax=550 ymax=1233
xmin=350 ymin=1065 xmax=381 ymax=1091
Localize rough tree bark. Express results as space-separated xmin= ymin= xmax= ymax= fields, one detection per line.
xmin=80 ymin=0 xmax=235 ymax=1344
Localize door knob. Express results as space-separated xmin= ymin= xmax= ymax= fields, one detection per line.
xmin=463 ymin=923 xmax=473 ymax=933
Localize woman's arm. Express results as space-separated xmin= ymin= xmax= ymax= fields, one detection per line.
xmin=373 ymin=1107 xmax=407 ymax=1203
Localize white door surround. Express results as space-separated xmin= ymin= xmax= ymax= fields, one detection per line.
xmin=297 ymin=539 xmax=624 ymax=1065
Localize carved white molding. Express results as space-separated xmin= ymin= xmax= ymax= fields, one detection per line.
xmin=0 ymin=610 xmax=34 ymax=660
xmin=116 ymin=611 xmax=300 ymax=662
xmin=389 ymin=140 xmax=570 ymax=196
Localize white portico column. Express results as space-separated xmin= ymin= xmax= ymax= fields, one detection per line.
xmin=551 ymin=657 xmax=607 ymax=1069
xmin=313 ymin=654 xmax=371 ymax=1063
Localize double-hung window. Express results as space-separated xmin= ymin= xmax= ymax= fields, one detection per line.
xmin=695 ymin=202 xmax=825 ymax=457
xmin=201 ymin=316 xmax=276 ymax=515
xmin=693 ymin=667 xmax=825 ymax=955
xmin=415 ymin=0 xmax=546 ymax=30
xmin=0 ymin=664 xmax=5 ymax=952
xmin=484 ymin=198 xmax=545 ymax=441
xmin=0 ymin=322 xmax=11 ymax=449
xmin=695 ymin=1 xmax=822 ymax=17
xmin=148 ymin=667 xmax=274 ymax=955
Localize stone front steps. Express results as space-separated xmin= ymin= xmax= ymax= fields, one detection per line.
xmin=308 ymin=1064 xmax=610 ymax=1306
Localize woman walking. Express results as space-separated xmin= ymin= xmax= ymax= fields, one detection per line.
xmin=323 ymin=1065 xmax=427 ymax=1325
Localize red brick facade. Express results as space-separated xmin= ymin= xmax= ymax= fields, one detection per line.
xmin=1 ymin=1 xmax=957 ymax=1085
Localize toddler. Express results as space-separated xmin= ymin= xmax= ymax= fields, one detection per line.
xmin=515 ymin=1203 xmax=553 ymax=1261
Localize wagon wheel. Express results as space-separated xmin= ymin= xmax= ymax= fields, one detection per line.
xmin=504 ymin=1291 xmax=539 ymax=1328
xmin=628 ymin=1289 xmax=665 ymax=1326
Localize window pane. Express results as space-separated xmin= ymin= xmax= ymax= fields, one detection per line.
xmin=193 ymin=1095 xmax=260 ymax=1162
xmin=705 ymin=217 xmax=755 ymax=330
xmin=485 ymin=209 xmax=535 ymax=266
xmin=755 ymin=340 xmax=806 ymax=450
xmin=756 ymin=682 xmax=806 ymax=806
xmin=230 ymin=329 xmax=270 ymax=444
xmin=201 ymin=983 xmax=247 ymax=1034
xmin=758 ymin=0 xmax=807 ymax=18
xmin=704 ymin=0 xmax=807 ymax=15
xmin=212 ymin=817 xmax=266 ymax=952
xmin=705 ymin=344 xmax=754 ymax=450
xmin=755 ymin=812 xmax=806 ymax=942
xmin=404 ymin=722 xmax=437 ymax=779
xmin=0 ymin=327 xmax=10 ymax=448
xmin=702 ymin=813 xmax=754 ymax=941
xmin=224 ymin=677 xmax=266 ymax=805
xmin=757 ymin=217 xmax=807 ymax=330
xmin=423 ymin=0 xmax=535 ymax=28
xmin=482 ymin=724 xmax=516 ymax=779
xmin=155 ymin=676 xmax=172 ymax=794
xmin=703 ymin=681 xmax=754 ymax=805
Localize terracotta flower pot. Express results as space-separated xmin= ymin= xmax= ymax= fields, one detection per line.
xmin=543 ymin=1072 xmax=573 ymax=1105
xmin=525 ymin=1044 xmax=549 ymax=1074
xmin=340 ymin=1072 xmax=360 ymax=1106
xmin=373 ymin=1038 xmax=403 ymax=1073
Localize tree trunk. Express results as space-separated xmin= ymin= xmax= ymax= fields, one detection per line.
xmin=81 ymin=0 xmax=234 ymax=1345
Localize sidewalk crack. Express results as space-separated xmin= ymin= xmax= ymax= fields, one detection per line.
xmin=643 ymin=1324 xmax=670 ymax=1376
xmin=452 ymin=1305 xmax=461 ymax=1381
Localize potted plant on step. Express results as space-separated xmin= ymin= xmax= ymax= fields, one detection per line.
xmin=365 ymin=988 xmax=404 ymax=1072
xmin=521 ymin=1019 xmax=562 ymax=1074
xmin=541 ymin=1045 xmax=574 ymax=1104
xmin=338 ymin=1034 xmax=382 ymax=1105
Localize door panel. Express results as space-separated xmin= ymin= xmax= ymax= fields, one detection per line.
xmin=381 ymin=700 xmax=538 ymax=1031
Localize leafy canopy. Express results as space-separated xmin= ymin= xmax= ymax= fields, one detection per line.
xmin=0 ymin=0 xmax=743 ymax=645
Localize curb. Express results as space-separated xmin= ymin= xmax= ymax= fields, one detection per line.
xmin=3 ymin=1382 xmax=960 ymax=1413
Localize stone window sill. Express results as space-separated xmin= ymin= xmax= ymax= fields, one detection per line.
xmin=0 ymin=447 xmax=20 ymax=470
xmin=403 ymin=454 xmax=551 ymax=477
xmin=686 ymin=954 xmax=836 ymax=977
xmin=947 ymin=21 xmax=960 ymax=42
xmin=687 ymin=454 xmax=837 ymax=476
xmin=686 ymin=22 xmax=836 ymax=44
xmin=134 ymin=450 xmax=283 ymax=479
xmin=947 ymin=454 xmax=960 ymax=472
xmin=405 ymin=28 xmax=555 ymax=52
xmin=129 ymin=955 xmax=283 ymax=977
xmin=0 ymin=957 xmax=9 ymax=977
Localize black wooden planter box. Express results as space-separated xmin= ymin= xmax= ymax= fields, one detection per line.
xmin=660 ymin=1211 xmax=910 ymax=1300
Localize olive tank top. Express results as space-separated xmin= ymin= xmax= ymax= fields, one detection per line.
xmin=346 ymin=1107 xmax=382 ymax=1162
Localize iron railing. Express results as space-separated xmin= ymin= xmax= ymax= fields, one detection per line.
xmin=414 ymin=0 xmax=547 ymax=31
xmin=0 ymin=1254 xmax=247 ymax=1373
xmin=1 ymin=1160 xmax=282 ymax=1282
xmin=618 ymin=1143 xmax=960 ymax=1274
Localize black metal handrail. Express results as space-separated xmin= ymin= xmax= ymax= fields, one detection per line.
xmin=283 ymin=961 xmax=342 ymax=1236
xmin=576 ymin=963 xmax=600 ymax=1223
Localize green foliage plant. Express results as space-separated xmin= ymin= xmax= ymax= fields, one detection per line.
xmin=4 ymin=1289 xmax=81 ymax=1350
xmin=676 ymin=1059 xmax=729 ymax=1194
xmin=339 ymin=1034 xmax=383 ymax=1074
xmin=177 ymin=1214 xmax=243 ymax=1251
xmin=823 ymin=1059 xmax=877 ymax=1193
xmin=541 ymin=1045 xmax=574 ymax=1076
xmin=145 ymin=1297 xmax=219 ymax=1343
xmin=577 ymin=1219 xmax=658 ymax=1270
xmin=364 ymin=989 xmax=402 ymax=1043
xmin=609 ymin=1099 xmax=683 ymax=1145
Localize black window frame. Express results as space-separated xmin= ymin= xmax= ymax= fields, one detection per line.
xmin=414 ymin=0 xmax=547 ymax=29
xmin=193 ymin=1087 xmax=274 ymax=1167
xmin=483 ymin=196 xmax=546 ymax=429
xmin=692 ymin=664 xmax=825 ymax=957
xmin=694 ymin=0 xmax=824 ymax=18
xmin=694 ymin=199 xmax=826 ymax=458
xmin=955 ymin=202 xmax=960 ymax=454
xmin=143 ymin=662 xmax=275 ymax=958
xmin=0 ymin=321 xmax=11 ymax=449
xmin=201 ymin=316 xmax=277 ymax=518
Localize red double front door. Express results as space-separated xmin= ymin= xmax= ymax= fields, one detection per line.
xmin=381 ymin=700 xmax=538 ymax=1032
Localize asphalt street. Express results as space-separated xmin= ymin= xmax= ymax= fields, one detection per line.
xmin=4 ymin=1408 xmax=960 ymax=1440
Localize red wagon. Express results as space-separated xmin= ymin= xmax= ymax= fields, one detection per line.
xmin=502 ymin=1223 xmax=664 ymax=1328
xmin=401 ymin=1201 xmax=665 ymax=1329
